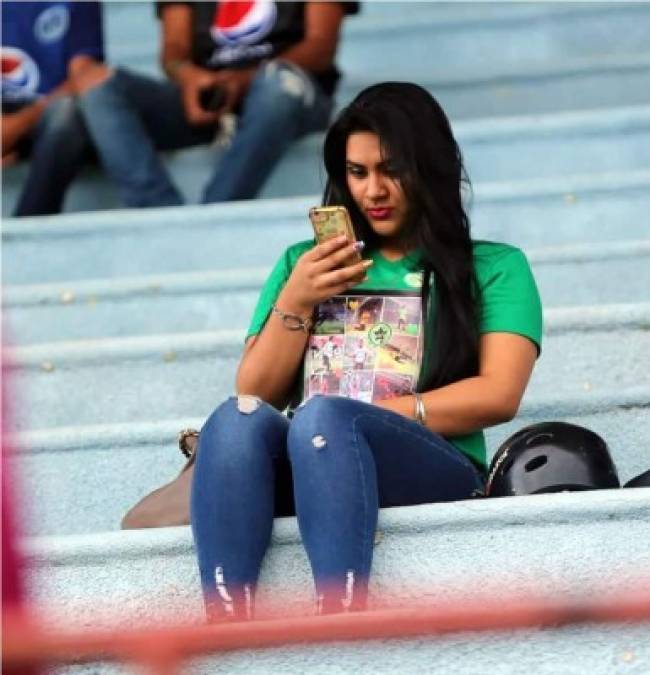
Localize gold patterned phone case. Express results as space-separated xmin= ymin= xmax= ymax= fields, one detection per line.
xmin=309 ymin=206 xmax=361 ymax=261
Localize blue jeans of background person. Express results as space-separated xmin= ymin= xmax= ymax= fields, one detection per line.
xmin=191 ymin=395 xmax=485 ymax=620
xmin=13 ymin=96 xmax=93 ymax=216
xmin=78 ymin=61 xmax=333 ymax=208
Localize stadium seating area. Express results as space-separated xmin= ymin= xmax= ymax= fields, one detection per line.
xmin=3 ymin=2 xmax=650 ymax=672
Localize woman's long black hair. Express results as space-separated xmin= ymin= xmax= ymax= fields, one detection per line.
xmin=322 ymin=82 xmax=479 ymax=391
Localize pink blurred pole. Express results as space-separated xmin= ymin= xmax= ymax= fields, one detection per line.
xmin=2 ymin=354 xmax=40 ymax=675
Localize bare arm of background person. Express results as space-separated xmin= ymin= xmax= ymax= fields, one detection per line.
xmin=159 ymin=4 xmax=223 ymax=126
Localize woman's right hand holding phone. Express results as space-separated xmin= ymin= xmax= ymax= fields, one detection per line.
xmin=277 ymin=236 xmax=373 ymax=317
xmin=237 ymin=236 xmax=371 ymax=407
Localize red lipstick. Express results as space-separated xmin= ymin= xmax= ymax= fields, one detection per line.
xmin=367 ymin=208 xmax=393 ymax=220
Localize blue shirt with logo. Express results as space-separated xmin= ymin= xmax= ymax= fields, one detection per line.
xmin=1 ymin=1 xmax=103 ymax=104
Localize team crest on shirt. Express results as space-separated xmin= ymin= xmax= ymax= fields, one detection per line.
xmin=1 ymin=47 xmax=40 ymax=102
xmin=34 ymin=5 xmax=70 ymax=44
xmin=404 ymin=272 xmax=423 ymax=288
xmin=367 ymin=323 xmax=392 ymax=347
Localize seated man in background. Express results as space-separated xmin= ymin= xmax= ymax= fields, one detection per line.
xmin=77 ymin=1 xmax=358 ymax=208
xmin=1 ymin=1 xmax=104 ymax=217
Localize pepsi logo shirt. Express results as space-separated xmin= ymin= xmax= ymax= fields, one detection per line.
xmin=158 ymin=1 xmax=359 ymax=95
xmin=1 ymin=1 xmax=103 ymax=105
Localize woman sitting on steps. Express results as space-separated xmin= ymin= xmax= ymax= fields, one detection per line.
xmin=191 ymin=81 xmax=543 ymax=621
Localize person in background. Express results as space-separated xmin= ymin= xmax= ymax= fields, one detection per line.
xmin=76 ymin=1 xmax=359 ymax=208
xmin=1 ymin=1 xmax=104 ymax=216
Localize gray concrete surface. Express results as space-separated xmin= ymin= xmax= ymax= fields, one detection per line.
xmin=6 ymin=304 xmax=649 ymax=431
xmin=5 ymin=241 xmax=649 ymax=344
xmin=4 ymin=170 xmax=650 ymax=286
xmin=23 ymin=489 xmax=650 ymax=636
xmin=11 ymin=387 xmax=650 ymax=537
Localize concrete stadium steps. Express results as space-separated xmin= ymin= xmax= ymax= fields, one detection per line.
xmin=4 ymin=101 xmax=650 ymax=215
xmin=21 ymin=489 xmax=650 ymax=632
xmin=3 ymin=105 xmax=650 ymax=215
xmin=12 ymin=385 xmax=650 ymax=537
xmin=109 ymin=2 xmax=650 ymax=69
xmin=109 ymin=3 xmax=650 ymax=120
xmin=338 ymin=3 xmax=650 ymax=68
xmin=339 ymin=52 xmax=650 ymax=118
xmin=5 ymin=303 xmax=649 ymax=432
xmin=4 ymin=241 xmax=650 ymax=344
xmin=106 ymin=1 xmax=650 ymax=119
xmin=188 ymin=622 xmax=650 ymax=675
xmin=4 ymin=170 xmax=650 ymax=285
xmin=46 ymin=622 xmax=650 ymax=675
xmin=5 ymin=1 xmax=650 ymax=216
xmin=90 ymin=102 xmax=650 ymax=204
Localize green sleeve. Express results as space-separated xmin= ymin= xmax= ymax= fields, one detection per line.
xmin=478 ymin=248 xmax=543 ymax=353
xmin=246 ymin=240 xmax=314 ymax=339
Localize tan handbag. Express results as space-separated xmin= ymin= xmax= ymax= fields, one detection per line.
xmin=121 ymin=429 xmax=199 ymax=529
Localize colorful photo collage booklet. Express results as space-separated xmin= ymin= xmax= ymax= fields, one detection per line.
xmin=303 ymin=290 xmax=424 ymax=404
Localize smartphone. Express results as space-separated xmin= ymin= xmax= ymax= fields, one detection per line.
xmin=309 ymin=206 xmax=362 ymax=262
xmin=199 ymin=85 xmax=226 ymax=112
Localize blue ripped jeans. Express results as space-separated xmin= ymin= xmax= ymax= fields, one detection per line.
xmin=191 ymin=395 xmax=485 ymax=620
xmin=78 ymin=61 xmax=333 ymax=207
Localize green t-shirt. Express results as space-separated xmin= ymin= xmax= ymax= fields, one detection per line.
xmin=247 ymin=239 xmax=543 ymax=468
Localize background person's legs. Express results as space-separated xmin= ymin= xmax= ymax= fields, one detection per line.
xmin=288 ymin=396 xmax=485 ymax=614
xmin=201 ymin=61 xmax=333 ymax=203
xmin=79 ymin=68 xmax=214 ymax=208
xmin=13 ymin=97 xmax=92 ymax=217
xmin=191 ymin=396 xmax=292 ymax=621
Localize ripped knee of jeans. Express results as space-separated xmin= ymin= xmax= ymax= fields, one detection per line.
xmin=262 ymin=60 xmax=315 ymax=107
xmin=311 ymin=434 xmax=327 ymax=450
xmin=236 ymin=395 xmax=262 ymax=415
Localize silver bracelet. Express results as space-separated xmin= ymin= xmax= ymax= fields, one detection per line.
xmin=414 ymin=393 xmax=426 ymax=426
xmin=271 ymin=305 xmax=313 ymax=333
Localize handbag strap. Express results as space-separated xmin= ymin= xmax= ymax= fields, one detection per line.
xmin=177 ymin=428 xmax=199 ymax=459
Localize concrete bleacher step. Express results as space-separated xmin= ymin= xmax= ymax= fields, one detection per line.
xmin=4 ymin=240 xmax=650 ymax=344
xmin=108 ymin=3 xmax=650 ymax=120
xmin=165 ymin=100 xmax=637 ymax=203
xmin=46 ymin=621 xmax=650 ymax=675
xmin=6 ymin=303 xmax=649 ymax=433
xmin=4 ymin=170 xmax=650 ymax=285
xmin=6 ymin=1 xmax=650 ymax=215
xmin=12 ymin=384 xmax=650 ymax=537
xmin=109 ymin=2 xmax=650 ymax=69
xmin=338 ymin=2 xmax=650 ymax=68
xmin=188 ymin=620 xmax=650 ymax=675
xmin=22 ymin=489 xmax=650 ymax=638
xmin=262 ymin=105 xmax=650 ymax=199
xmin=107 ymin=0 xmax=650 ymax=124
xmin=4 ymin=102 xmax=650 ymax=215
xmin=339 ymin=51 xmax=650 ymax=117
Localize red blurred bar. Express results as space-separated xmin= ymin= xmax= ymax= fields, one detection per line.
xmin=4 ymin=590 xmax=650 ymax=671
